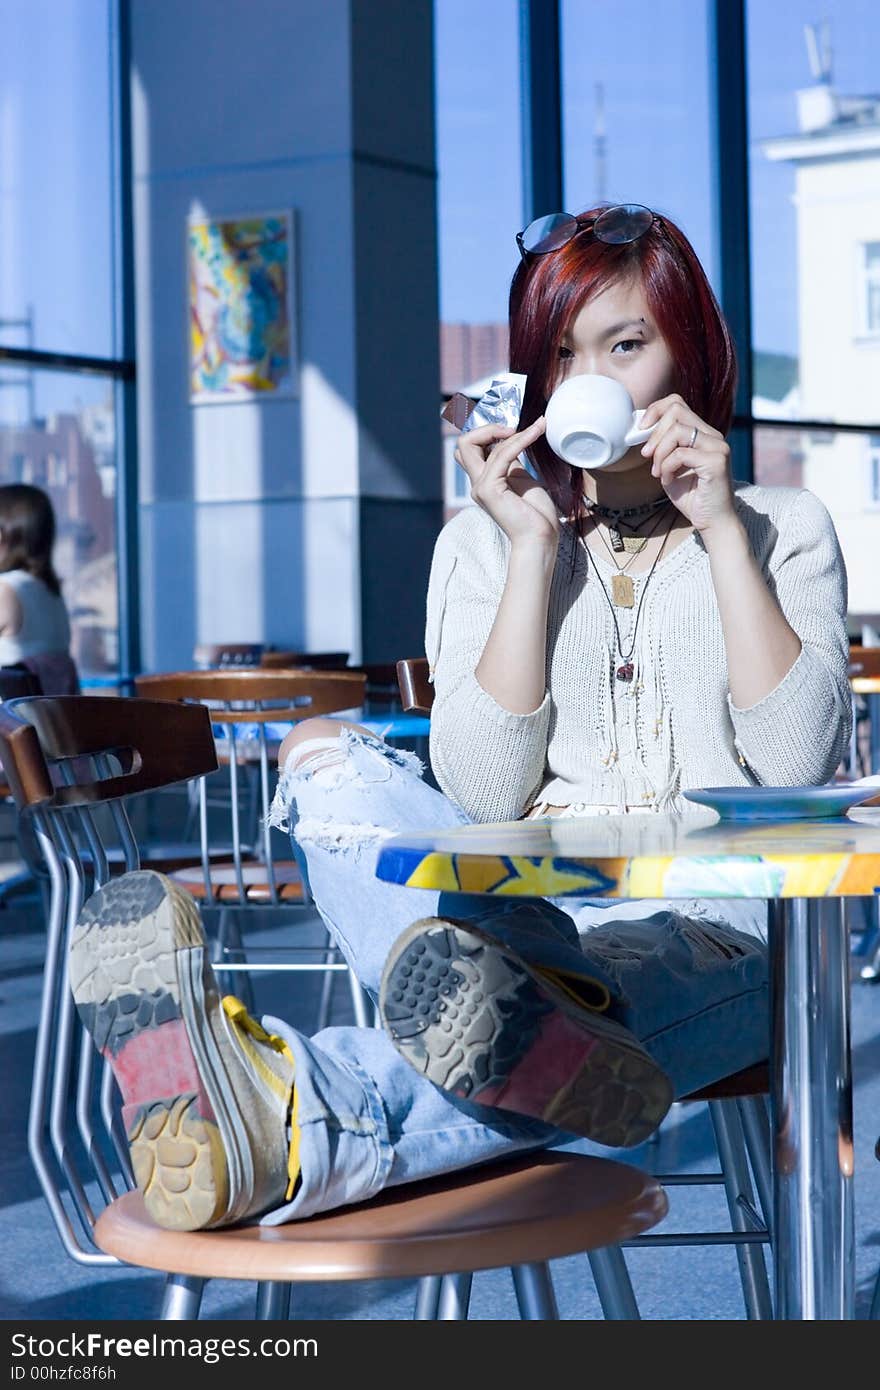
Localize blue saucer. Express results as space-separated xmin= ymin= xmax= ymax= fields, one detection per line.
xmin=682 ymin=784 xmax=880 ymax=822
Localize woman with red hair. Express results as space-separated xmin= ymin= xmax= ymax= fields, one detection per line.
xmin=69 ymin=207 xmax=849 ymax=1232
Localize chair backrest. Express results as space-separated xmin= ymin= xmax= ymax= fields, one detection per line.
xmin=259 ymin=649 xmax=350 ymax=670
xmin=0 ymin=695 xmax=219 ymax=1266
xmin=396 ymin=656 xmax=434 ymax=714
xmin=848 ymin=644 xmax=880 ymax=679
xmin=0 ymin=666 xmax=43 ymax=700
xmin=133 ymin=668 xmax=368 ymax=909
xmin=193 ymin=642 xmax=264 ymax=669
xmin=21 ymin=651 xmax=81 ymax=696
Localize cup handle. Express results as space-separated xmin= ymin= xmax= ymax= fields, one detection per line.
xmin=624 ymin=409 xmax=656 ymax=448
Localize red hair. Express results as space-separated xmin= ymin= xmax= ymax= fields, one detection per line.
xmin=508 ymin=205 xmax=737 ymax=529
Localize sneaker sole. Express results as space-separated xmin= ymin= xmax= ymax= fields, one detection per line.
xmin=69 ymin=871 xmax=254 ymax=1231
xmin=380 ymin=918 xmax=673 ymax=1148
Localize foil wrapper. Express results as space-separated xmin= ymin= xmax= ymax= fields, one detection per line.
xmin=441 ymin=373 xmax=528 ymax=433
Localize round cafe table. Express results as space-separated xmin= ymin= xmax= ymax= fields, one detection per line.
xmin=375 ymin=804 xmax=880 ymax=1320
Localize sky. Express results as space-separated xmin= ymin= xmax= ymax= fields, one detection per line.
xmin=0 ymin=0 xmax=878 ymax=388
xmin=435 ymin=0 xmax=880 ymax=358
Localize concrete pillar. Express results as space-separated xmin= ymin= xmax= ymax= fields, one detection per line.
xmin=130 ymin=0 xmax=441 ymax=669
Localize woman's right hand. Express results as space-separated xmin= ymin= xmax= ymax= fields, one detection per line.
xmin=454 ymin=418 xmax=559 ymax=549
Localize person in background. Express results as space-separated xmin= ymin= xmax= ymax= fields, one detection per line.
xmin=0 ymin=483 xmax=79 ymax=696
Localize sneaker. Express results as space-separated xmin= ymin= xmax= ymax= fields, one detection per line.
xmin=379 ymin=917 xmax=673 ymax=1148
xmin=69 ymin=870 xmax=299 ymax=1231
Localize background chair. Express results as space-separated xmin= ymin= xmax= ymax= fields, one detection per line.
xmin=0 ymin=666 xmax=45 ymax=910
xmin=0 ymin=694 xmax=220 ymax=1266
xmin=395 ymin=655 xmax=774 ymax=1318
xmin=193 ymin=642 xmax=265 ymax=669
xmin=134 ymin=668 xmax=371 ymax=1026
xmin=0 ymin=693 xmax=669 ymax=1319
xmin=193 ymin=644 xmax=352 ymax=672
xmin=259 ymin=649 xmax=351 ymax=671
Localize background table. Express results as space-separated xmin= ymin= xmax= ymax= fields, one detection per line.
xmin=375 ymin=806 xmax=880 ymax=1320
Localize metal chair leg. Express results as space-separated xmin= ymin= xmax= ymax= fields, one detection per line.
xmin=858 ymin=895 xmax=880 ymax=982
xmin=256 ymin=1282 xmax=291 ymax=1319
xmin=347 ymin=968 xmax=373 ymax=1029
xmin=212 ymin=907 xmax=255 ymax=1012
xmin=315 ymin=931 xmax=339 ymax=1031
xmin=587 ymin=1246 xmax=641 ymax=1319
xmin=709 ymin=1099 xmax=773 ymax=1319
xmin=511 ymin=1262 xmax=559 ymax=1319
xmin=437 ymin=1273 xmax=472 ymax=1319
xmin=413 ymin=1275 xmax=442 ymax=1320
xmin=738 ymin=1094 xmax=773 ymax=1238
xmin=161 ymin=1274 xmax=205 ymax=1319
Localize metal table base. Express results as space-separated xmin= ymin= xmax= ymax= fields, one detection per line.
xmin=769 ymin=899 xmax=854 ymax=1319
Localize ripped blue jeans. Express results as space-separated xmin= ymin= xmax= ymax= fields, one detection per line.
xmin=260 ymin=728 xmax=768 ymax=1224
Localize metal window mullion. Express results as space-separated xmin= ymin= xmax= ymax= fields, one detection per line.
xmin=111 ymin=0 xmax=140 ymax=681
xmin=519 ymin=0 xmax=563 ymax=225
xmin=710 ymin=0 xmax=753 ymax=483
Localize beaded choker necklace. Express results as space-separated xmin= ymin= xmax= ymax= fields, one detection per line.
xmin=583 ymin=494 xmax=669 ymax=551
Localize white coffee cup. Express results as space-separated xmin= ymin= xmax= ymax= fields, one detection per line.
xmin=544 ymin=373 xmax=655 ymax=469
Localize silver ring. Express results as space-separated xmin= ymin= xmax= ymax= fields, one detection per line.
xmin=687 ymin=425 xmax=699 ymax=448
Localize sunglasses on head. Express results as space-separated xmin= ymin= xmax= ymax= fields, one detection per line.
xmin=516 ymin=203 xmax=658 ymax=262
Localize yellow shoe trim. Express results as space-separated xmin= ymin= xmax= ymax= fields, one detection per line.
xmin=286 ymin=1082 xmax=301 ymax=1202
xmin=221 ymin=997 xmax=301 ymax=1202
xmin=537 ymin=966 xmax=611 ymax=1014
xmin=222 ymin=995 xmax=294 ymax=1104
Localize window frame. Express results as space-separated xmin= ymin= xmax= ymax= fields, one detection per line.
xmin=0 ymin=0 xmax=139 ymax=684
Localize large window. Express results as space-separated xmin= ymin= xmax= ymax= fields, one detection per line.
xmin=434 ymin=3 xmax=880 ymax=620
xmin=0 ymin=368 xmax=120 ymax=671
xmin=561 ymin=0 xmax=717 ymax=292
xmin=434 ymin=0 xmax=522 ymax=399
xmin=434 ymin=0 xmax=522 ymax=514
xmin=748 ymin=0 xmax=880 ymax=422
xmin=0 ymin=0 xmax=129 ymax=676
xmin=747 ymin=0 xmax=880 ymax=622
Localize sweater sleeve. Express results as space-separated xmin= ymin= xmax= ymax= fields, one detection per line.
xmin=728 ymin=489 xmax=852 ymax=785
xmin=424 ymin=508 xmax=551 ymax=822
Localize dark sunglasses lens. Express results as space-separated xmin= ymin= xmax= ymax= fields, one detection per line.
xmin=594 ymin=204 xmax=654 ymax=245
xmin=520 ymin=213 xmax=579 ymax=255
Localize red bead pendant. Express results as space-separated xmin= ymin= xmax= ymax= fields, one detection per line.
xmin=616 ymin=661 xmax=634 ymax=682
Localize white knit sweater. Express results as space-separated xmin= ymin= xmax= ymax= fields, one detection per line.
xmin=425 ymin=484 xmax=852 ymax=823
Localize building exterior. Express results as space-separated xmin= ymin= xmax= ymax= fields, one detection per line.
xmin=763 ymin=79 xmax=880 ymax=623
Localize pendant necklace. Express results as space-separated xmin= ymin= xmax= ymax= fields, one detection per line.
xmin=583 ymin=494 xmax=669 ymax=551
xmin=582 ymin=514 xmax=676 ymax=683
xmin=590 ymin=501 xmax=674 ymax=608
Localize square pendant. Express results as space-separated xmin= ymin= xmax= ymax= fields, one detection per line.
xmin=611 ymin=573 xmax=635 ymax=607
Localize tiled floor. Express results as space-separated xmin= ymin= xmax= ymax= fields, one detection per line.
xmin=2 ymin=879 xmax=879 ymax=1321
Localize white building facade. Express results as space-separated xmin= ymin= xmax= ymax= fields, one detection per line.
xmin=763 ymin=83 xmax=880 ymax=623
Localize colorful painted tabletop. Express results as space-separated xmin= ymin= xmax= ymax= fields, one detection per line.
xmin=374 ymin=806 xmax=880 ymax=900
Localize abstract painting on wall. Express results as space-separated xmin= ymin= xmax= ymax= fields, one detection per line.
xmin=188 ymin=210 xmax=297 ymax=402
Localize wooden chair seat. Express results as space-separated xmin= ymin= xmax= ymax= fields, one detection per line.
xmin=94 ymin=1151 xmax=667 ymax=1284
xmin=170 ymin=859 xmax=306 ymax=903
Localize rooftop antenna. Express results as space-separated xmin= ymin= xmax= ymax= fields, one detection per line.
xmin=804 ymin=18 xmax=833 ymax=85
xmin=594 ymin=82 xmax=607 ymax=203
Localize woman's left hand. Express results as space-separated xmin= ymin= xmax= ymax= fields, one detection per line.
xmin=638 ymin=395 xmax=736 ymax=536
